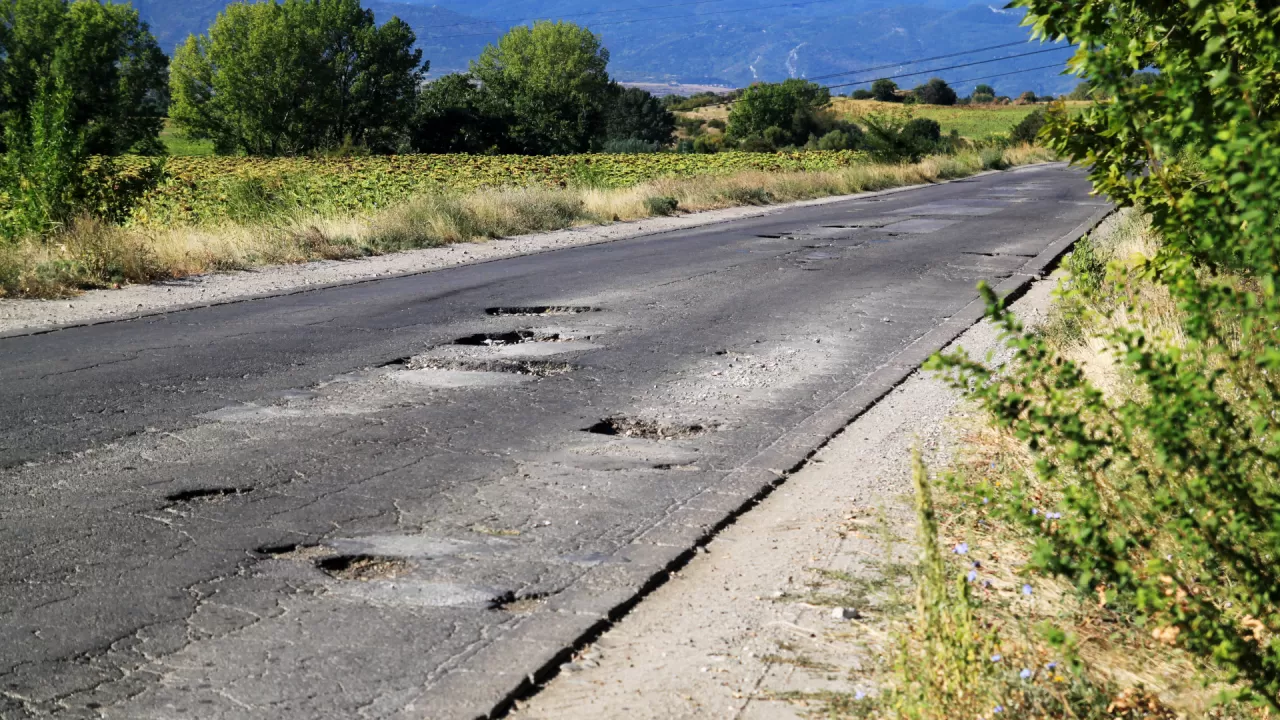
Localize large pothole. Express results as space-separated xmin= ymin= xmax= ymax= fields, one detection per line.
xmin=166 ymin=487 xmax=253 ymax=504
xmin=412 ymin=358 xmax=575 ymax=377
xmin=452 ymin=330 xmax=579 ymax=347
xmin=316 ymin=554 xmax=415 ymax=582
xmin=485 ymin=306 xmax=598 ymax=317
xmin=584 ymin=416 xmax=712 ymax=440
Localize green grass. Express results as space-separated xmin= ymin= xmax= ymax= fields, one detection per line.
xmin=831 ymin=99 xmax=1050 ymax=138
xmin=160 ymin=119 xmax=215 ymax=157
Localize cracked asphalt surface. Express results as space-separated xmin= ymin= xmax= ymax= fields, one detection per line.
xmin=0 ymin=164 xmax=1107 ymax=719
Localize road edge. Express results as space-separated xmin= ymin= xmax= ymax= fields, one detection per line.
xmin=0 ymin=162 xmax=1064 ymax=341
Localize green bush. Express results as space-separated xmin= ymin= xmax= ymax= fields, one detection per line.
xmin=0 ymin=79 xmax=88 ymax=240
xmin=643 ymin=195 xmax=679 ymax=216
xmin=930 ymin=0 xmax=1280 ymax=708
xmin=1009 ymin=107 xmax=1048 ymax=145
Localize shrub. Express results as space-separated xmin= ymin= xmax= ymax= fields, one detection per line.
xmin=706 ymin=118 xmax=727 ymax=131
xmin=1009 ymin=107 xmax=1049 ymax=145
xmin=737 ymin=135 xmax=773 ymax=153
xmin=643 ymin=195 xmax=679 ymax=216
xmin=850 ymin=89 xmax=874 ymax=100
xmin=816 ymin=128 xmax=861 ymax=151
xmin=914 ymin=78 xmax=958 ymax=106
xmin=691 ymin=135 xmax=722 ymax=154
xmin=871 ymin=78 xmax=899 ymax=102
xmin=971 ymin=92 xmax=996 ymax=104
xmin=929 ymin=0 xmax=1280 ymax=708
xmin=0 ymin=79 xmax=88 ymax=240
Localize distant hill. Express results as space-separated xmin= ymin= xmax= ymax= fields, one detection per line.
xmin=129 ymin=0 xmax=1077 ymax=96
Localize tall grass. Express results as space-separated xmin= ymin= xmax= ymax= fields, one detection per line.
xmin=0 ymin=146 xmax=1053 ymax=298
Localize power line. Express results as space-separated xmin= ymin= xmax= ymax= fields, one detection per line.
xmin=422 ymin=0 xmax=846 ymax=40
xmin=912 ymin=61 xmax=1071 ymax=89
xmin=807 ymin=40 xmax=1037 ymax=81
xmin=426 ymin=0 xmax=742 ymax=31
xmin=822 ymin=44 xmax=1074 ymax=89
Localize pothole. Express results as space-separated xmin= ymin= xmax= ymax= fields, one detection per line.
xmin=412 ymin=359 xmax=575 ymax=377
xmin=454 ymin=330 xmax=571 ymax=346
xmin=317 ymin=554 xmax=415 ymax=582
xmin=485 ymin=306 xmax=597 ymax=317
xmin=493 ymin=591 xmax=553 ymax=614
xmin=585 ymin=416 xmax=712 ymax=440
xmin=166 ymin=487 xmax=253 ymax=504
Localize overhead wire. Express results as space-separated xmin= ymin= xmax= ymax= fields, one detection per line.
xmin=807 ymin=40 xmax=1036 ymax=81
xmin=822 ymin=44 xmax=1074 ymax=89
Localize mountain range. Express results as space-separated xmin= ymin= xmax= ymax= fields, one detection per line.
xmin=126 ymin=0 xmax=1078 ymax=96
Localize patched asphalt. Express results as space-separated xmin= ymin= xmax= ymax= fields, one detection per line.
xmin=0 ymin=164 xmax=1108 ymax=719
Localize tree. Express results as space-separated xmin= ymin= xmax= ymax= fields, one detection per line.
xmin=0 ymin=0 xmax=168 ymax=155
xmin=973 ymin=83 xmax=996 ymax=96
xmin=914 ymin=78 xmax=957 ymax=106
xmin=726 ymin=79 xmax=830 ymax=146
xmin=470 ymin=21 xmax=613 ymax=154
xmin=1067 ymin=81 xmax=1094 ymax=100
xmin=169 ymin=0 xmax=426 ymax=156
xmin=850 ymin=88 xmax=874 ymax=100
xmin=605 ymin=85 xmax=675 ymax=146
xmin=871 ymin=78 xmax=899 ymax=102
xmin=971 ymin=92 xmax=996 ymax=104
xmin=410 ymin=73 xmax=506 ymax=154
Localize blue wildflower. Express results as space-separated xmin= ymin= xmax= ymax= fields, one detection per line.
xmin=1020 ymin=668 xmax=1032 ymax=680
xmin=953 ymin=542 xmax=969 ymax=555
xmin=991 ymin=653 xmax=1002 ymax=662
xmin=994 ymin=705 xmax=1005 ymax=714
xmin=855 ymin=690 xmax=866 ymax=701
xmin=967 ymin=570 xmax=978 ymax=583
xmin=1022 ymin=584 xmax=1033 ymax=596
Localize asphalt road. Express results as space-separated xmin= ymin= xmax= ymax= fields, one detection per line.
xmin=0 ymin=164 xmax=1107 ymax=719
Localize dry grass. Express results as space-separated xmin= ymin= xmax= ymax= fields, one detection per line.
xmin=0 ymin=146 xmax=1054 ymax=298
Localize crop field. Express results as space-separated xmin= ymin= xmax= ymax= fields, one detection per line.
xmin=829 ymin=99 xmax=1048 ymax=138
xmin=681 ymin=99 xmax=1086 ymax=139
xmin=121 ymin=150 xmax=870 ymax=228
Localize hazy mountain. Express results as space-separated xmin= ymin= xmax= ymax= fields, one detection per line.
xmin=129 ymin=0 xmax=1077 ymax=96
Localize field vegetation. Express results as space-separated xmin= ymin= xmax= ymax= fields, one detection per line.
xmin=0 ymin=145 xmax=1050 ymax=298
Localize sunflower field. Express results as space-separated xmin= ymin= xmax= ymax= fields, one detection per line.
xmin=119 ymin=150 xmax=870 ymax=228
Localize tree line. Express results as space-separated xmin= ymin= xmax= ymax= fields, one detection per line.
xmin=0 ymin=0 xmax=679 ymax=158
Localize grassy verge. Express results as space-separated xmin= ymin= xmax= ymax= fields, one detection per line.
xmin=776 ymin=211 xmax=1268 ymax=719
xmin=0 ymin=145 xmax=1051 ymax=299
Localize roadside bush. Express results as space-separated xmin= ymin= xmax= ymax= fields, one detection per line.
xmin=929 ymin=0 xmax=1280 ymax=709
xmin=643 ymin=195 xmax=679 ymax=216
xmin=1009 ymin=107 xmax=1049 ymax=145
xmin=0 ymin=79 xmax=88 ymax=240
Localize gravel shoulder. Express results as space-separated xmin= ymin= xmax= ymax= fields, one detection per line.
xmin=510 ymin=273 xmax=1065 ymax=720
xmin=0 ymin=167 xmax=1047 ymax=338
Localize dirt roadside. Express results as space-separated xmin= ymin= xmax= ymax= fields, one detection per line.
xmin=508 ymin=249 xmax=1088 ymax=719
xmin=0 ymin=167 xmax=1049 ymax=337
